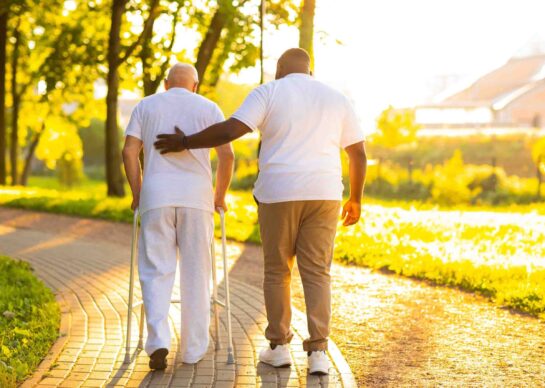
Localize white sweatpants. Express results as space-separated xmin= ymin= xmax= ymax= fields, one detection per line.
xmin=138 ymin=207 xmax=213 ymax=363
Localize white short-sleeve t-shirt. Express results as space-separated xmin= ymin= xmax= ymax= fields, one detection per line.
xmin=125 ymin=88 xmax=224 ymax=214
xmin=231 ymin=73 xmax=365 ymax=203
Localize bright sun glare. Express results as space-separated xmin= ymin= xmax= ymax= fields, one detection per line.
xmin=240 ymin=0 xmax=545 ymax=128
xmin=150 ymin=0 xmax=545 ymax=130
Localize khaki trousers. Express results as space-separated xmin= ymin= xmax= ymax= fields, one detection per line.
xmin=258 ymin=200 xmax=340 ymax=351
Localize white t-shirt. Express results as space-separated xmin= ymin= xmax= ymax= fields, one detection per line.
xmin=231 ymin=73 xmax=365 ymax=203
xmin=125 ymin=87 xmax=224 ymax=214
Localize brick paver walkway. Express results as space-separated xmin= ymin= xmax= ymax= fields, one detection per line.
xmin=0 ymin=208 xmax=356 ymax=387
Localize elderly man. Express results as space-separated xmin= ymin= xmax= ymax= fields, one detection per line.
xmin=122 ymin=63 xmax=234 ymax=369
xmin=154 ymin=48 xmax=367 ymax=375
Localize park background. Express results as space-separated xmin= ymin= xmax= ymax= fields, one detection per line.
xmin=2 ymin=0 xmax=545 ymax=386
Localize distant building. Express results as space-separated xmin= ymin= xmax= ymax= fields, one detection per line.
xmin=415 ymin=53 xmax=545 ymax=128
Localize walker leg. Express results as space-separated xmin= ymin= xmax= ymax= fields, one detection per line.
xmin=125 ymin=209 xmax=140 ymax=363
xmin=211 ymin=239 xmax=221 ymax=350
xmin=138 ymin=303 xmax=145 ymax=350
xmin=220 ymin=210 xmax=235 ymax=364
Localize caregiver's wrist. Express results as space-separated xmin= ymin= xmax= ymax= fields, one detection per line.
xmin=182 ymin=135 xmax=190 ymax=149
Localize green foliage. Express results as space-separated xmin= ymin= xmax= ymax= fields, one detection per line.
xmin=78 ymin=119 xmax=105 ymax=167
xmin=124 ymin=0 xmax=188 ymax=96
xmin=430 ymin=150 xmax=478 ymax=205
xmin=198 ymin=0 xmax=299 ymax=90
xmin=365 ymin=150 xmax=539 ymax=205
xmin=0 ymin=256 xmax=60 ymax=386
xmin=373 ymin=106 xmax=420 ymax=148
xmin=208 ymin=80 xmax=256 ymax=117
xmin=4 ymin=0 xmax=104 ymax=183
xmin=531 ymin=137 xmax=545 ymax=173
xmin=368 ymin=133 xmax=540 ymax=177
xmin=211 ymin=136 xmax=259 ymax=190
xmin=56 ymin=152 xmax=84 ymax=187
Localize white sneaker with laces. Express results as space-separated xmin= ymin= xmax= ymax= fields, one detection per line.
xmin=259 ymin=344 xmax=292 ymax=367
xmin=308 ymin=351 xmax=329 ymax=375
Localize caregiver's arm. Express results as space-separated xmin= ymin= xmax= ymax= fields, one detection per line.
xmin=122 ymin=135 xmax=143 ymax=211
xmin=341 ymin=141 xmax=367 ymax=226
xmin=214 ymin=143 xmax=235 ymax=212
xmin=153 ymin=118 xmax=251 ymax=153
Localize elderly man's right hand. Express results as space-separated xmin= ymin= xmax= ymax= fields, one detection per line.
xmin=214 ymin=196 xmax=228 ymax=213
xmin=131 ymin=194 xmax=140 ymax=211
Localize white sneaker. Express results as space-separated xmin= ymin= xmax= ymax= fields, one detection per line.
xmin=259 ymin=344 xmax=292 ymax=367
xmin=308 ymin=351 xmax=329 ymax=375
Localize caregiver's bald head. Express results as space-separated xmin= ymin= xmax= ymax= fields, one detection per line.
xmin=164 ymin=63 xmax=199 ymax=92
xmin=275 ymin=48 xmax=311 ymax=80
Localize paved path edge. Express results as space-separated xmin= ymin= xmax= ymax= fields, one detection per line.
xmin=21 ymin=294 xmax=71 ymax=388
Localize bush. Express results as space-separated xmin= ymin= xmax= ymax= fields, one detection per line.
xmin=365 ymin=150 xmax=539 ymax=206
xmin=367 ymin=133 xmax=540 ymax=177
xmin=57 ymin=152 xmax=84 ymax=187
xmin=231 ymin=160 xmax=257 ymax=190
xmin=0 ymin=257 xmax=60 ymax=386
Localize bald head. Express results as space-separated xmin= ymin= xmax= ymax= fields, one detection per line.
xmin=164 ymin=63 xmax=199 ymax=92
xmin=275 ymin=48 xmax=311 ymax=80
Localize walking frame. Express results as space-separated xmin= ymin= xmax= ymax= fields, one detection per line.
xmin=124 ymin=208 xmax=235 ymax=365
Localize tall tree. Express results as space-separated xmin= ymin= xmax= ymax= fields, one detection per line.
xmin=9 ymin=17 xmax=22 ymax=185
xmin=299 ymin=0 xmax=315 ymax=70
xmin=5 ymin=0 xmax=90 ymax=186
xmin=194 ymin=0 xmax=235 ymax=88
xmin=105 ymin=0 xmax=159 ymax=197
xmin=6 ymin=1 xmax=44 ymax=186
xmin=0 ymin=5 xmax=7 ymax=185
xmin=7 ymin=1 xmax=104 ymax=185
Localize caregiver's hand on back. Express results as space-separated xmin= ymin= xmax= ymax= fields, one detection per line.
xmin=154 ymin=126 xmax=187 ymax=154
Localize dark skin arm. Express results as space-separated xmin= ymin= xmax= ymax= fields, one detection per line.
xmin=154 ymin=119 xmax=367 ymax=226
xmin=153 ymin=118 xmax=252 ymax=153
xmin=342 ymin=141 xmax=367 ymax=226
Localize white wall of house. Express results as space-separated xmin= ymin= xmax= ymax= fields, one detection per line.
xmin=415 ymin=107 xmax=493 ymax=126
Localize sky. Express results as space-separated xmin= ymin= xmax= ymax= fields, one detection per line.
xmin=233 ymin=0 xmax=545 ymax=127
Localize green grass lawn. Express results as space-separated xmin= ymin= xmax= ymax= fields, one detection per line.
xmin=1 ymin=179 xmax=545 ymax=319
xmin=0 ymin=256 xmax=60 ymax=386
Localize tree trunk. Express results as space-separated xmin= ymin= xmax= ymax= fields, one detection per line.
xmin=140 ymin=16 xmax=157 ymax=97
xmin=0 ymin=9 xmax=7 ymax=185
xmin=10 ymin=23 xmax=21 ymax=186
xmin=105 ymin=0 xmax=126 ymax=197
xmin=538 ymin=156 xmax=542 ymax=200
xmin=259 ymin=0 xmax=265 ymax=84
xmin=299 ymin=0 xmax=316 ymax=70
xmin=20 ymin=124 xmax=43 ymax=186
xmin=195 ymin=7 xmax=227 ymax=89
xmin=10 ymin=94 xmax=20 ymax=185
xmin=104 ymin=0 xmax=160 ymax=196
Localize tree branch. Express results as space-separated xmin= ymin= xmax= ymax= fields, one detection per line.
xmin=158 ymin=2 xmax=182 ymax=70
xmin=117 ymin=0 xmax=160 ymax=66
xmin=146 ymin=1 xmax=183 ymax=94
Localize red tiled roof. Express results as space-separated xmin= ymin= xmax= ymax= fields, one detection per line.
xmin=444 ymin=55 xmax=545 ymax=105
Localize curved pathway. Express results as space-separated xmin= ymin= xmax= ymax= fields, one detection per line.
xmin=4 ymin=207 xmax=545 ymax=387
xmin=0 ymin=208 xmax=355 ymax=387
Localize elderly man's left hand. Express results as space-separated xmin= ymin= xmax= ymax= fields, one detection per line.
xmin=154 ymin=126 xmax=186 ymax=154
